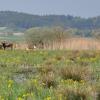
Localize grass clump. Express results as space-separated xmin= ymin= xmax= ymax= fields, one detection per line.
xmin=60 ymin=65 xmax=92 ymax=81
xmin=39 ymin=65 xmax=54 ymax=74
xmin=0 ymin=50 xmax=99 ymax=99
xmin=56 ymin=79 xmax=95 ymax=100
xmin=41 ymin=72 xmax=57 ymax=88
xmin=56 ymin=86 xmax=93 ymax=100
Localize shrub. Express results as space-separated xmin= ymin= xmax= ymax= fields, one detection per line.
xmin=56 ymin=87 xmax=88 ymax=100
xmin=41 ymin=72 xmax=57 ymax=88
xmin=56 ymin=81 xmax=95 ymax=100
xmin=38 ymin=65 xmax=54 ymax=74
xmin=59 ymin=66 xmax=92 ymax=81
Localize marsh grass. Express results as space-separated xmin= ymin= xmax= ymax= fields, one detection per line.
xmin=0 ymin=50 xmax=99 ymax=99
xmin=59 ymin=65 xmax=92 ymax=81
xmin=41 ymin=72 xmax=57 ymax=88
xmin=56 ymin=84 xmax=95 ymax=100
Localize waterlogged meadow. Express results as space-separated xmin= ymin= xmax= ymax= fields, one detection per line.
xmin=0 ymin=50 xmax=100 ymax=100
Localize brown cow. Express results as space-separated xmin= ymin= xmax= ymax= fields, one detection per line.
xmin=1 ymin=41 xmax=13 ymax=50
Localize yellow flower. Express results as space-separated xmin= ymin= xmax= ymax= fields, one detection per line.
xmin=8 ymin=80 xmax=13 ymax=84
xmin=33 ymin=79 xmax=37 ymax=84
xmin=60 ymin=79 xmax=64 ymax=83
xmin=46 ymin=96 xmax=51 ymax=100
xmin=80 ymin=80 xmax=85 ymax=84
xmin=8 ymin=80 xmax=13 ymax=88
xmin=23 ymin=92 xmax=34 ymax=98
xmin=26 ymin=93 xmax=30 ymax=96
xmin=74 ymin=81 xmax=77 ymax=84
xmin=8 ymin=84 xmax=12 ymax=88
xmin=0 ymin=96 xmax=4 ymax=100
xmin=67 ymin=79 xmax=73 ymax=84
xmin=17 ymin=97 xmax=23 ymax=100
xmin=22 ymin=94 xmax=26 ymax=97
xmin=42 ymin=82 xmax=46 ymax=86
xmin=30 ymin=92 xmax=34 ymax=96
xmin=59 ymin=94 xmax=63 ymax=100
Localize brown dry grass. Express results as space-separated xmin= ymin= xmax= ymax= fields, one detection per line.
xmin=44 ymin=38 xmax=100 ymax=50
xmin=59 ymin=65 xmax=92 ymax=81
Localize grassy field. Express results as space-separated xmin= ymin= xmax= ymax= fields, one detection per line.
xmin=0 ymin=50 xmax=99 ymax=100
xmin=0 ymin=35 xmax=25 ymax=42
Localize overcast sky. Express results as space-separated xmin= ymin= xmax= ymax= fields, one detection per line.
xmin=0 ymin=0 xmax=100 ymax=18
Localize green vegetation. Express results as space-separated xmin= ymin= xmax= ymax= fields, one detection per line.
xmin=0 ymin=11 xmax=100 ymax=100
xmin=0 ymin=50 xmax=99 ymax=100
xmin=0 ymin=11 xmax=100 ymax=42
xmin=25 ymin=27 xmax=73 ymax=48
xmin=25 ymin=26 xmax=100 ymax=49
xmin=0 ymin=35 xmax=25 ymax=42
xmin=0 ymin=11 xmax=100 ymax=30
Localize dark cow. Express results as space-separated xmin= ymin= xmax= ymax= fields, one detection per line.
xmin=38 ymin=40 xmax=44 ymax=49
xmin=1 ymin=41 xmax=13 ymax=50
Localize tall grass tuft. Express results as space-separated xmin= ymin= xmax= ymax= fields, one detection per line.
xmin=59 ymin=66 xmax=92 ymax=81
xmin=41 ymin=72 xmax=57 ymax=88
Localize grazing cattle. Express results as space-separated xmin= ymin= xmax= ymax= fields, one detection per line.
xmin=33 ymin=44 xmax=37 ymax=49
xmin=1 ymin=41 xmax=13 ymax=50
xmin=38 ymin=40 xmax=44 ymax=49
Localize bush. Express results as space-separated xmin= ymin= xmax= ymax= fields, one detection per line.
xmin=41 ymin=72 xmax=57 ymax=88
xmin=56 ymin=87 xmax=89 ymax=100
xmin=25 ymin=27 xmax=74 ymax=49
xmin=59 ymin=66 xmax=92 ymax=81
xmin=38 ymin=65 xmax=54 ymax=74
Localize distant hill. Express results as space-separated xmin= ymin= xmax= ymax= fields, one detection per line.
xmin=0 ymin=11 xmax=100 ymax=30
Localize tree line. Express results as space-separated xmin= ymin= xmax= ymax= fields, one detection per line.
xmin=0 ymin=11 xmax=100 ymax=30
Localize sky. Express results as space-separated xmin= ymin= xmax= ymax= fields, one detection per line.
xmin=0 ymin=0 xmax=100 ymax=18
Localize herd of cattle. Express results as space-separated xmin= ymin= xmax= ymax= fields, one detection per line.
xmin=0 ymin=40 xmax=44 ymax=50
xmin=0 ymin=41 xmax=39 ymax=50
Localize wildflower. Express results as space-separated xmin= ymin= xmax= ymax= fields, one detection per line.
xmin=23 ymin=92 xmax=34 ymax=98
xmin=67 ymin=79 xmax=73 ymax=84
xmin=0 ymin=96 xmax=4 ymax=100
xmin=60 ymin=79 xmax=64 ymax=83
xmin=80 ymin=80 xmax=85 ymax=85
xmin=22 ymin=94 xmax=26 ymax=97
xmin=26 ymin=93 xmax=30 ymax=96
xmin=45 ymin=96 xmax=51 ymax=100
xmin=74 ymin=81 xmax=77 ymax=84
xmin=8 ymin=80 xmax=13 ymax=84
xmin=30 ymin=92 xmax=34 ymax=96
xmin=33 ymin=79 xmax=37 ymax=84
xmin=8 ymin=79 xmax=13 ymax=88
xmin=17 ymin=97 xmax=23 ymax=100
xmin=59 ymin=94 xmax=63 ymax=100
xmin=31 ymin=79 xmax=38 ymax=86
xmin=8 ymin=84 xmax=12 ymax=88
xmin=42 ymin=82 xmax=46 ymax=86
